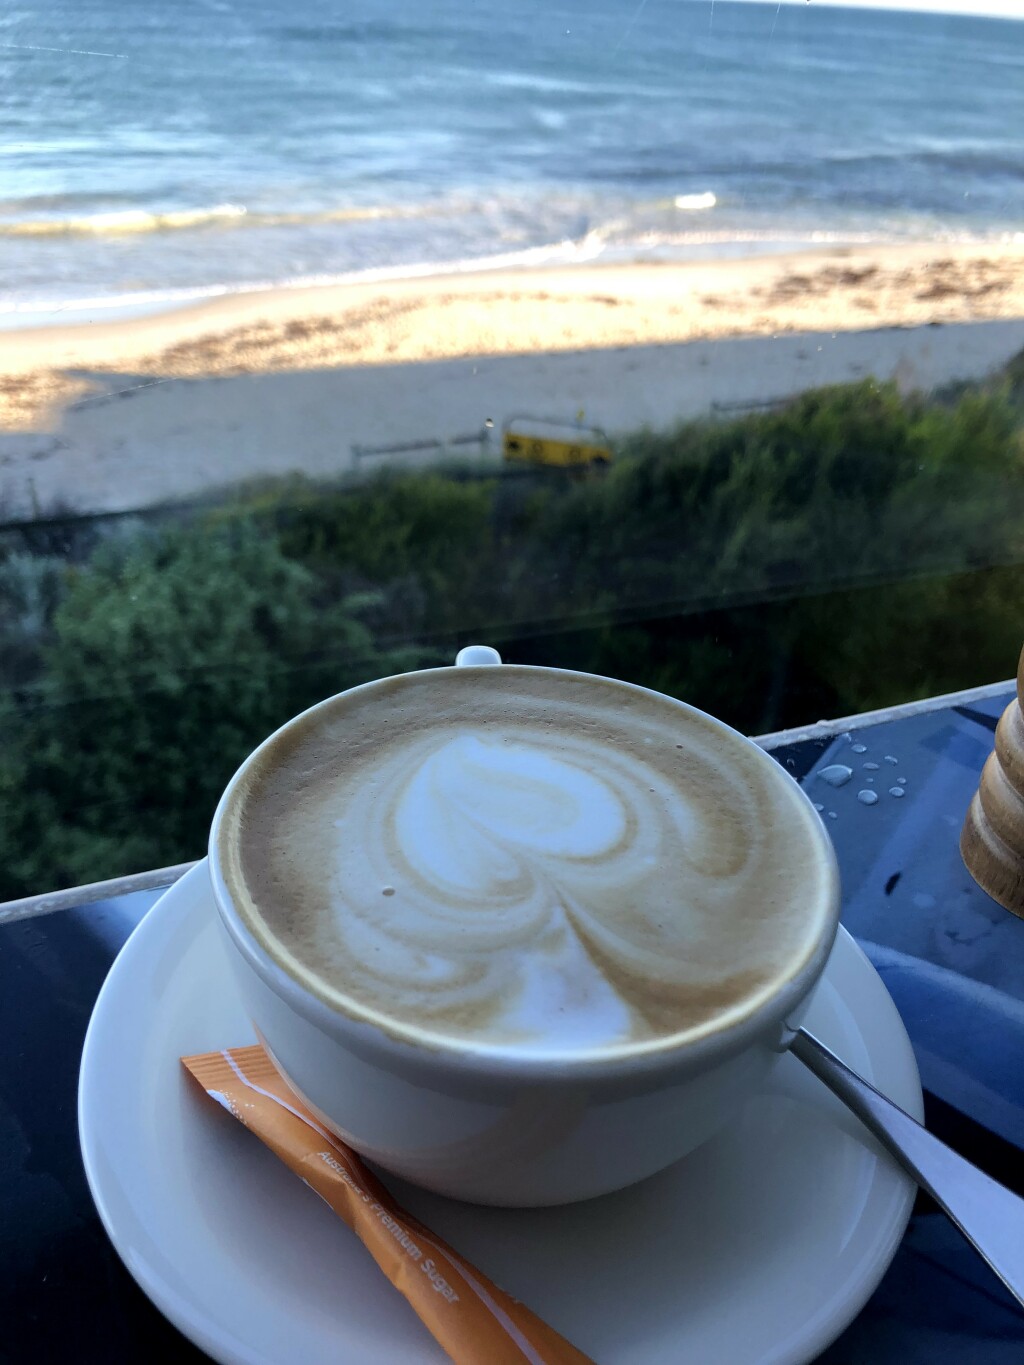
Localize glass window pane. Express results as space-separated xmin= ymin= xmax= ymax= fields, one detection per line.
xmin=2 ymin=0 xmax=1023 ymax=893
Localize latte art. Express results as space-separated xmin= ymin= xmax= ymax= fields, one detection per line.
xmin=326 ymin=728 xmax=758 ymax=1048
xmin=223 ymin=668 xmax=836 ymax=1055
xmin=395 ymin=734 xmax=629 ymax=880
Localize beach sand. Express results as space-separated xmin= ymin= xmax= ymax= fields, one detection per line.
xmin=2 ymin=241 xmax=1023 ymax=518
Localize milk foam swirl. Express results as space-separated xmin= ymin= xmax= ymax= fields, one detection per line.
xmin=229 ymin=670 xmax=833 ymax=1054
xmin=322 ymin=726 xmax=760 ymax=1050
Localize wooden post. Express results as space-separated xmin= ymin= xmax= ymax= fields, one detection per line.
xmin=960 ymin=644 xmax=1024 ymax=916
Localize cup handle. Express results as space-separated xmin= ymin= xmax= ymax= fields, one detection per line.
xmin=455 ymin=645 xmax=503 ymax=667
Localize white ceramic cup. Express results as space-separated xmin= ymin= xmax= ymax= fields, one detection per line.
xmin=209 ymin=651 xmax=840 ymax=1207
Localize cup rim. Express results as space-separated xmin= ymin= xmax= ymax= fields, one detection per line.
xmin=209 ymin=662 xmax=841 ymax=1084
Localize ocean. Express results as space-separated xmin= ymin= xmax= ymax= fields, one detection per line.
xmin=1 ymin=0 xmax=1022 ymax=326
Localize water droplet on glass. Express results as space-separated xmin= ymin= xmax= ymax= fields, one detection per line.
xmin=813 ymin=802 xmax=824 ymax=812
xmin=863 ymin=762 xmax=879 ymax=771
xmin=839 ymin=731 xmax=852 ymax=744
xmin=818 ymin=764 xmax=853 ymax=787
xmin=851 ymin=743 xmax=867 ymax=754
xmin=884 ymin=755 xmax=898 ymax=765
xmin=857 ymin=789 xmax=879 ymax=805
xmin=897 ymin=777 xmax=907 ymax=785
xmin=827 ymin=810 xmax=838 ymax=820
xmin=867 ymin=777 xmax=875 ymax=784
xmin=888 ymin=786 xmax=905 ymax=798
xmin=382 ymin=886 xmax=396 ymax=897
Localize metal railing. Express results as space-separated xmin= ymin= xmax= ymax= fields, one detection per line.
xmin=0 ymin=677 xmax=1011 ymax=925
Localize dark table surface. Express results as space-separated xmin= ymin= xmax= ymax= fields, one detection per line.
xmin=3 ymin=688 xmax=1024 ymax=1364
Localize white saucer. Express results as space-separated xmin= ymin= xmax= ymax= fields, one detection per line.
xmin=79 ymin=862 xmax=921 ymax=1365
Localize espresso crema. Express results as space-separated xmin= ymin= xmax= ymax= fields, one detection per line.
xmin=219 ymin=668 xmax=836 ymax=1055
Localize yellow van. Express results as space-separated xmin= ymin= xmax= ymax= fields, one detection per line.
xmin=502 ymin=415 xmax=613 ymax=469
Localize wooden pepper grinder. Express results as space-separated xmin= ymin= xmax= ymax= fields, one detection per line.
xmin=961 ymin=643 xmax=1024 ymax=916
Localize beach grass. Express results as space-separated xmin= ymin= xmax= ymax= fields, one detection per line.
xmin=2 ymin=359 xmax=1023 ymax=897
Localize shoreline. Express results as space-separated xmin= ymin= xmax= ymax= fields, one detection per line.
xmin=3 ymin=240 xmax=1024 ymax=432
xmin=2 ymin=240 xmax=1024 ymax=521
xmin=3 ymin=230 xmax=1014 ymax=335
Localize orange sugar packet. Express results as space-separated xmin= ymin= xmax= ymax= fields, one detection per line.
xmin=182 ymin=1045 xmax=595 ymax=1365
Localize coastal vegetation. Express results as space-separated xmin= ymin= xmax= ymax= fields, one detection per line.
xmin=2 ymin=364 xmax=1022 ymax=897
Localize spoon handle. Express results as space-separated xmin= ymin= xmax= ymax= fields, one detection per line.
xmin=792 ymin=1026 xmax=1024 ymax=1312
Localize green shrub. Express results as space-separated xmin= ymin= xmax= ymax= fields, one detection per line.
xmin=2 ymin=365 xmax=1023 ymax=896
xmin=0 ymin=522 xmax=418 ymax=896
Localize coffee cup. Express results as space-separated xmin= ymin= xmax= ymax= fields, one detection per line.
xmin=209 ymin=649 xmax=839 ymax=1206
